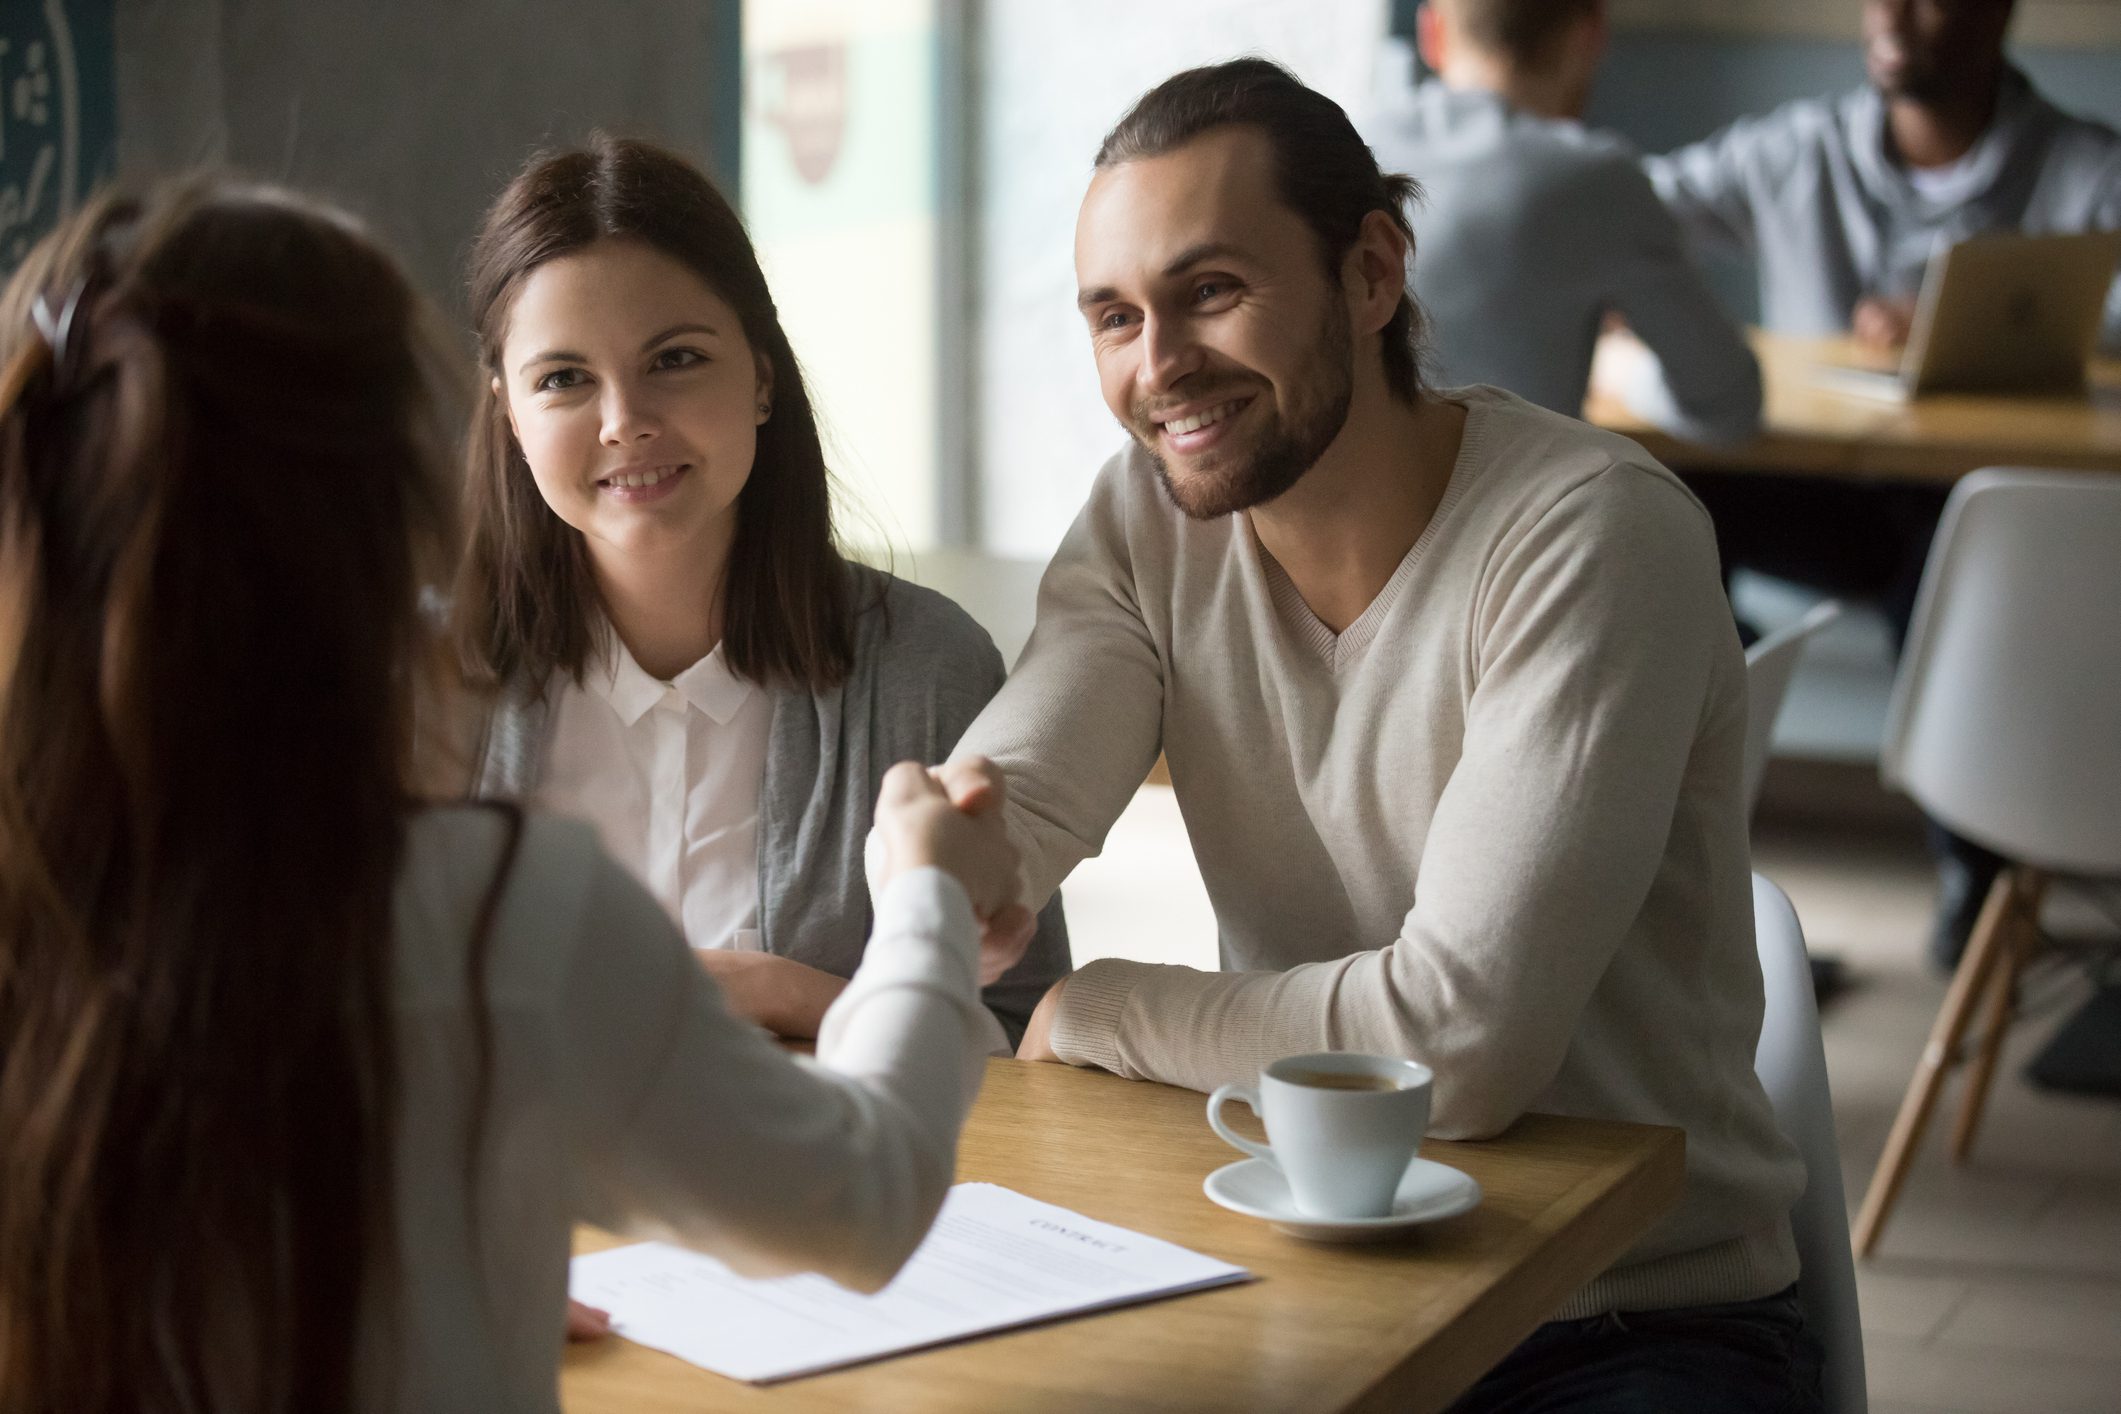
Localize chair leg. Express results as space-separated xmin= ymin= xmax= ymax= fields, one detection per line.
xmin=1950 ymin=870 xmax=2046 ymax=1162
xmin=1852 ymin=869 xmax=2022 ymax=1257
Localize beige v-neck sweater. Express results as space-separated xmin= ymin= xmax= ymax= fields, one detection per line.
xmin=957 ymin=387 xmax=1803 ymax=1316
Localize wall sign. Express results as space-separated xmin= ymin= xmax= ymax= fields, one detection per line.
xmin=2 ymin=0 xmax=114 ymax=277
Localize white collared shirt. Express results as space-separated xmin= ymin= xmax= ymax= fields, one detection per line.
xmin=536 ymin=631 xmax=771 ymax=951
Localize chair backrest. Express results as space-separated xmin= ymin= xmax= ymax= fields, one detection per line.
xmin=1753 ymin=873 xmax=1868 ymax=1414
xmin=1881 ymin=468 xmax=2121 ymax=875
xmin=1742 ymin=600 xmax=1844 ymax=814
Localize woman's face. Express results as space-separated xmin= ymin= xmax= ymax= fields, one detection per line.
xmin=496 ymin=238 xmax=771 ymax=573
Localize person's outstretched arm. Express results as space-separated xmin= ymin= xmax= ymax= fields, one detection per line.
xmin=1642 ymin=117 xmax=1771 ymax=262
xmin=951 ymin=455 xmax=1169 ymax=914
xmin=1598 ymin=157 xmax=1763 ymax=446
xmin=561 ymin=763 xmax=1019 ymax=1293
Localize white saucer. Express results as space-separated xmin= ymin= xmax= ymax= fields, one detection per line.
xmin=1203 ymin=1157 xmax=1482 ymax=1243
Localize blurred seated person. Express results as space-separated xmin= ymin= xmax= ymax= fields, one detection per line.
xmin=1362 ymin=0 xmax=1760 ymax=444
xmin=1645 ymin=0 xmax=2121 ymax=969
xmin=1647 ymin=0 xmax=2121 ymax=354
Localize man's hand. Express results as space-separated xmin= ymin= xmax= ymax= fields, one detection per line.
xmin=696 ymin=950 xmax=849 ymax=1040
xmin=869 ymin=759 xmax=1032 ymax=983
xmin=1015 ymin=975 xmax=1069 ymax=1063
xmin=1853 ymin=295 xmax=1916 ymax=350
xmin=926 ymin=757 xmax=1039 ymax=982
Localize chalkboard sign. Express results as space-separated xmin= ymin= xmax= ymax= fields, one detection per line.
xmin=1 ymin=0 xmax=115 ymax=276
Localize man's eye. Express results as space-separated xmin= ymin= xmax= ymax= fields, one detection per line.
xmin=1195 ymin=280 xmax=1231 ymax=303
xmin=535 ymin=368 xmax=585 ymax=392
xmin=1098 ymin=309 xmax=1136 ymax=331
xmin=654 ymin=347 xmax=706 ymax=370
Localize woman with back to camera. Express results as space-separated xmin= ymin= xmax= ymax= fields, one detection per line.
xmin=0 ymin=180 xmax=1020 ymax=1414
xmin=454 ymin=135 xmax=1067 ymax=1048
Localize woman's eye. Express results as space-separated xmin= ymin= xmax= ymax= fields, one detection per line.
xmin=534 ymin=368 xmax=584 ymax=392
xmin=654 ymin=347 xmax=707 ymax=370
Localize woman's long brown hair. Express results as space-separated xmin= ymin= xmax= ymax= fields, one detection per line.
xmin=454 ymin=134 xmax=855 ymax=696
xmin=0 ymin=183 xmax=458 ymax=1413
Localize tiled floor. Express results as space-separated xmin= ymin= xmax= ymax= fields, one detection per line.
xmin=1062 ymin=781 xmax=2121 ymax=1414
xmin=1755 ymin=805 xmax=2121 ymax=1414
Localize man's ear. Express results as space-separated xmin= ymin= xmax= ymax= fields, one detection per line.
xmin=1345 ymin=209 xmax=1412 ymax=339
xmin=1415 ymin=3 xmax=1448 ymax=74
xmin=1581 ymin=0 xmax=1611 ymax=67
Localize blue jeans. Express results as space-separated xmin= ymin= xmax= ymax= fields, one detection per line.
xmin=1446 ymin=1286 xmax=1823 ymax=1413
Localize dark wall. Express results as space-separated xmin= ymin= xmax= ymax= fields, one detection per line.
xmin=113 ymin=0 xmax=742 ymax=319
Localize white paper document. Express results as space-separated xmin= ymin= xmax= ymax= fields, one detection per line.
xmin=569 ymin=1182 xmax=1252 ymax=1383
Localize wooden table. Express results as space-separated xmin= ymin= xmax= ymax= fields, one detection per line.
xmin=563 ymin=1058 xmax=1684 ymax=1413
xmin=1586 ymin=330 xmax=2121 ymax=483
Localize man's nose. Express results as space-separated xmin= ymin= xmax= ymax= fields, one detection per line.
xmin=1137 ymin=313 xmax=1204 ymax=396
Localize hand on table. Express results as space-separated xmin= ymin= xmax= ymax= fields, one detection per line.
xmin=1853 ymin=295 xmax=1916 ymax=350
xmin=1015 ymin=976 xmax=1069 ymax=1063
xmin=567 ymin=1299 xmax=612 ymax=1342
xmin=696 ymin=950 xmax=848 ymax=1040
xmin=876 ymin=757 xmax=1035 ymax=985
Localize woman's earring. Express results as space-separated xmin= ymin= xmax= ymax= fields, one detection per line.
xmin=756 ymin=400 xmax=771 ymax=421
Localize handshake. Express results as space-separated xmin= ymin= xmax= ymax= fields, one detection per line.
xmin=869 ymin=757 xmax=1037 ymax=987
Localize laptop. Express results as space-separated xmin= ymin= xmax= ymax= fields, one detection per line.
xmin=1812 ymin=228 xmax=2121 ymax=401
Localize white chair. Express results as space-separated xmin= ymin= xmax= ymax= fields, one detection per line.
xmin=1753 ymin=873 xmax=1868 ymax=1414
xmin=1741 ymin=600 xmax=1844 ymax=815
xmin=1852 ymin=468 xmax=2121 ymax=1256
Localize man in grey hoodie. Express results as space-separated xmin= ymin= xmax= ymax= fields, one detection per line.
xmin=1362 ymin=0 xmax=1761 ymax=445
xmin=1648 ymin=0 xmax=2121 ymax=353
xmin=1646 ymin=0 xmax=2121 ymax=969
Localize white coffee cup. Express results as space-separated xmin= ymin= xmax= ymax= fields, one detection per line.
xmin=1206 ymin=1052 xmax=1434 ymax=1220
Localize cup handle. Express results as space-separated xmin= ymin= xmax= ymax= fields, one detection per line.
xmin=1206 ymin=1084 xmax=1275 ymax=1165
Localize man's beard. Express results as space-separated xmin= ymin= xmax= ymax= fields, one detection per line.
xmin=1132 ymin=299 xmax=1354 ymax=522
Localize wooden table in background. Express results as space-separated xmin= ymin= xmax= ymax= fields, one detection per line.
xmin=1586 ymin=330 xmax=2121 ymax=483
xmin=563 ymin=1058 xmax=1683 ymax=1413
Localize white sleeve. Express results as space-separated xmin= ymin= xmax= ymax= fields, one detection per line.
xmin=560 ymin=858 xmax=986 ymax=1293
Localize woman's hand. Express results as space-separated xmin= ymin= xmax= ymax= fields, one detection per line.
xmin=695 ymin=951 xmax=850 ymax=1039
xmin=566 ymin=1299 xmax=613 ymax=1341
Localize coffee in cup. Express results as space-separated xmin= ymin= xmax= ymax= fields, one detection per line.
xmin=1206 ymin=1052 xmax=1434 ymax=1220
xmin=1279 ymin=1069 xmax=1407 ymax=1092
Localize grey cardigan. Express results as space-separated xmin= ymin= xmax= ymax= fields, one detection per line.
xmin=468 ymin=566 xmax=1070 ymax=1046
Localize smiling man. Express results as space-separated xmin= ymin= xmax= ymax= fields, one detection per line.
xmin=951 ymin=59 xmax=1816 ymax=1411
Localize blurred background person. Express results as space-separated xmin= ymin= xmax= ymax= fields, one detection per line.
xmin=1644 ymin=0 xmax=2121 ymax=968
xmin=1365 ymin=0 xmax=1761 ymax=444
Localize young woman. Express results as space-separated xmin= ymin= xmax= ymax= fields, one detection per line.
xmin=0 ymin=181 xmax=1021 ymax=1414
xmin=454 ymin=136 xmax=1066 ymax=1046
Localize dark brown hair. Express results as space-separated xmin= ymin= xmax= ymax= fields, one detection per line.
xmin=0 ymin=182 xmax=458 ymax=1412
xmin=1096 ymin=58 xmax=1427 ymax=403
xmin=1444 ymin=0 xmax=1600 ymax=70
xmin=454 ymin=135 xmax=853 ymax=694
